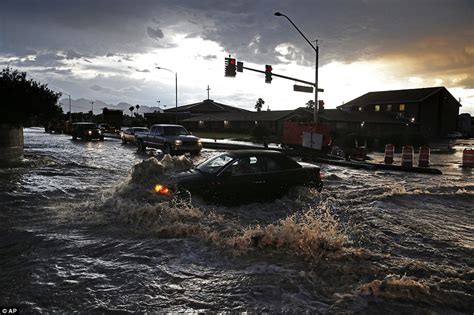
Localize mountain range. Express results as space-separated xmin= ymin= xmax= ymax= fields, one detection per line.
xmin=58 ymin=98 xmax=163 ymax=115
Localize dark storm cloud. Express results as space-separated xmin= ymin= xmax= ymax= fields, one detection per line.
xmin=1 ymin=0 xmax=472 ymax=87
xmin=147 ymin=27 xmax=164 ymax=40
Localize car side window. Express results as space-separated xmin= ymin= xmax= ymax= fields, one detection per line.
xmin=151 ymin=126 xmax=162 ymax=136
xmin=231 ymin=156 xmax=261 ymax=175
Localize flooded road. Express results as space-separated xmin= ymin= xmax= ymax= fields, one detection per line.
xmin=0 ymin=128 xmax=473 ymax=313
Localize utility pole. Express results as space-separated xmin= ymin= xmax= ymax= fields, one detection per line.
xmin=275 ymin=12 xmax=319 ymax=124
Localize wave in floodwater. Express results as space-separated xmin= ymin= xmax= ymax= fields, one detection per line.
xmin=61 ymin=155 xmax=471 ymax=313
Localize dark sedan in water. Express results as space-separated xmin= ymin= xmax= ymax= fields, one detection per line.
xmin=156 ymin=150 xmax=323 ymax=203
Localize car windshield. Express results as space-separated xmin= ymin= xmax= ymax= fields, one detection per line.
xmin=163 ymin=126 xmax=189 ymax=136
xmin=133 ymin=128 xmax=149 ymax=133
xmin=197 ymin=154 xmax=234 ymax=174
xmin=76 ymin=123 xmax=96 ymax=129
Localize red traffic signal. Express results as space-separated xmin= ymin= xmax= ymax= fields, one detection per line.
xmin=225 ymin=57 xmax=236 ymax=77
xmin=265 ymin=64 xmax=272 ymax=83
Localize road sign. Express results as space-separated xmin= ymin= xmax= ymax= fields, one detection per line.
xmin=293 ymin=85 xmax=313 ymax=93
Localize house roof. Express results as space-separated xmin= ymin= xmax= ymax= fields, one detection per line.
xmin=337 ymin=87 xmax=446 ymax=109
xmin=181 ymin=107 xmax=317 ymax=122
xmin=164 ymin=99 xmax=250 ymax=113
xmin=182 ymin=110 xmax=293 ymax=122
xmin=319 ymin=109 xmax=413 ymax=124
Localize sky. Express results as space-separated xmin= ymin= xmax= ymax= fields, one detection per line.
xmin=1 ymin=0 xmax=473 ymax=114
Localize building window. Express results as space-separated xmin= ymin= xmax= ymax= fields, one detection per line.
xmin=358 ymin=106 xmax=363 ymax=112
xmin=375 ymin=105 xmax=380 ymax=112
xmin=224 ymin=120 xmax=230 ymax=128
xmin=399 ymin=104 xmax=406 ymax=111
xmin=255 ymin=121 xmax=258 ymax=125
xmin=198 ymin=120 xmax=205 ymax=128
xmin=387 ymin=104 xmax=392 ymax=111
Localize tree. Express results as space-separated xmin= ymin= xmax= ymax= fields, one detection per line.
xmin=0 ymin=67 xmax=62 ymax=126
xmin=129 ymin=106 xmax=135 ymax=117
xmin=255 ymin=98 xmax=265 ymax=112
xmin=135 ymin=104 xmax=140 ymax=116
xmin=305 ymin=100 xmax=315 ymax=110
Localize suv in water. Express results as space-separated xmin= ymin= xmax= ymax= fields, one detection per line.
xmin=135 ymin=124 xmax=202 ymax=155
xmin=71 ymin=122 xmax=104 ymax=141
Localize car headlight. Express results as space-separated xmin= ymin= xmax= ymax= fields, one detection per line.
xmin=88 ymin=130 xmax=92 ymax=135
xmin=154 ymin=184 xmax=172 ymax=197
xmin=197 ymin=139 xmax=202 ymax=145
xmin=175 ymin=139 xmax=182 ymax=145
xmin=98 ymin=130 xmax=102 ymax=134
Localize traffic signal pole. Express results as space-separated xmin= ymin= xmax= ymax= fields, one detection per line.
xmin=241 ymin=65 xmax=322 ymax=90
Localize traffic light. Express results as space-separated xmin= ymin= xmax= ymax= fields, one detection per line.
xmin=265 ymin=64 xmax=272 ymax=83
xmin=318 ymin=100 xmax=325 ymax=111
xmin=225 ymin=57 xmax=236 ymax=77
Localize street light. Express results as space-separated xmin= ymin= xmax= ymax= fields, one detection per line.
xmin=274 ymin=11 xmax=319 ymax=124
xmin=156 ymin=66 xmax=178 ymax=123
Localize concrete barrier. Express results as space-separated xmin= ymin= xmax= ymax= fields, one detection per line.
xmin=0 ymin=124 xmax=24 ymax=165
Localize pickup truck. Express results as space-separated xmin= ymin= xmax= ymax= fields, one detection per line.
xmin=135 ymin=124 xmax=202 ymax=155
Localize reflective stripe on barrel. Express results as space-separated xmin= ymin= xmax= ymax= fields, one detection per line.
xmin=418 ymin=146 xmax=430 ymax=167
xmin=462 ymin=148 xmax=474 ymax=167
xmin=401 ymin=145 xmax=414 ymax=168
xmin=384 ymin=144 xmax=394 ymax=164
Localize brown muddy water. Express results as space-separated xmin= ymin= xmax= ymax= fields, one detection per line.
xmin=0 ymin=128 xmax=472 ymax=313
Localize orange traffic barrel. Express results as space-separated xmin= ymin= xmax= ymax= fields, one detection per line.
xmin=384 ymin=144 xmax=395 ymax=164
xmin=401 ymin=145 xmax=414 ymax=168
xmin=462 ymin=148 xmax=474 ymax=167
xmin=418 ymin=146 xmax=430 ymax=167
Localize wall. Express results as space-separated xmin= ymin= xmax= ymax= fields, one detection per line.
xmin=0 ymin=124 xmax=24 ymax=165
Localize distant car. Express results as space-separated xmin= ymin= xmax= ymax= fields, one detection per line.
xmin=98 ymin=123 xmax=111 ymax=132
xmin=71 ymin=122 xmax=104 ymax=141
xmin=136 ymin=124 xmax=202 ymax=155
xmin=121 ymin=127 xmax=149 ymax=144
xmin=155 ymin=150 xmax=323 ymax=204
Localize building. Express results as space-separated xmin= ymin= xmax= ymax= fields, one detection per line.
xmin=337 ymin=87 xmax=461 ymax=138
xmin=144 ymin=98 xmax=249 ymax=125
xmin=182 ymin=107 xmax=314 ymax=137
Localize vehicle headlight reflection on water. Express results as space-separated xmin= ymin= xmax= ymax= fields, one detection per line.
xmin=154 ymin=184 xmax=172 ymax=196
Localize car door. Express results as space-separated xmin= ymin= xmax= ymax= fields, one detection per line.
xmin=258 ymin=156 xmax=302 ymax=193
xmin=151 ymin=126 xmax=164 ymax=148
xmin=216 ymin=156 xmax=266 ymax=200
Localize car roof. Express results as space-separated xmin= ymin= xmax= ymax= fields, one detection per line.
xmin=72 ymin=122 xmax=95 ymax=125
xmin=151 ymin=124 xmax=184 ymax=127
xmin=225 ymin=150 xmax=284 ymax=158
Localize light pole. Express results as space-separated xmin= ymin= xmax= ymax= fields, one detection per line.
xmin=274 ymin=12 xmax=319 ymax=124
xmin=156 ymin=66 xmax=178 ymax=123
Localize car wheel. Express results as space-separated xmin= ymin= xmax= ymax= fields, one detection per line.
xmin=163 ymin=143 xmax=173 ymax=155
xmin=72 ymin=135 xmax=77 ymax=140
xmin=137 ymin=140 xmax=146 ymax=152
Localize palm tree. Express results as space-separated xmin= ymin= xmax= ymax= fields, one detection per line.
xmin=129 ymin=106 xmax=135 ymax=116
xmin=255 ymin=98 xmax=265 ymax=112
xmin=305 ymin=100 xmax=315 ymax=110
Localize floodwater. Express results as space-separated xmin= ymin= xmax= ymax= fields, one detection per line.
xmin=0 ymin=128 xmax=472 ymax=313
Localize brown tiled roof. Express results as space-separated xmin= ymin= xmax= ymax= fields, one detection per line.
xmin=164 ymin=99 xmax=250 ymax=113
xmin=338 ymin=87 xmax=446 ymax=109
